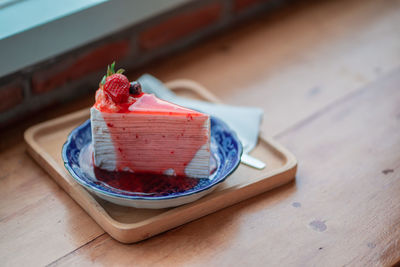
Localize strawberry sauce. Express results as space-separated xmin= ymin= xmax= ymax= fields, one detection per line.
xmin=94 ymin=166 xmax=200 ymax=196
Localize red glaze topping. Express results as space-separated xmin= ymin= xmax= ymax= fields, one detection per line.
xmin=94 ymin=87 xmax=144 ymax=113
xmin=94 ymin=89 xmax=203 ymax=116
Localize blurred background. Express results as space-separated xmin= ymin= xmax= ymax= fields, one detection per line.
xmin=0 ymin=0 xmax=290 ymax=128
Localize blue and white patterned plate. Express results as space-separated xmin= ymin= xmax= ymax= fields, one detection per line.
xmin=62 ymin=117 xmax=242 ymax=209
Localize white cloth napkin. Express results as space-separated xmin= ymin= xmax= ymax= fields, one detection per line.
xmin=138 ymin=74 xmax=263 ymax=154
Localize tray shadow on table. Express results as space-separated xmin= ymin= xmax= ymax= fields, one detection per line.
xmin=99 ymin=180 xmax=297 ymax=225
xmin=93 ymin=173 xmax=297 ymax=251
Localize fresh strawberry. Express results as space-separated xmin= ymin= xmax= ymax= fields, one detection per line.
xmin=99 ymin=62 xmax=129 ymax=104
xmin=103 ymin=73 xmax=130 ymax=103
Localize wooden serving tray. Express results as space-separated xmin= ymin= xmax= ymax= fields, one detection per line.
xmin=24 ymin=79 xmax=297 ymax=243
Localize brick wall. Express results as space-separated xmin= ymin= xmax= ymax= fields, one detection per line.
xmin=0 ymin=0 xmax=287 ymax=127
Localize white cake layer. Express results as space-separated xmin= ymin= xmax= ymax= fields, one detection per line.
xmin=90 ymin=107 xmax=211 ymax=178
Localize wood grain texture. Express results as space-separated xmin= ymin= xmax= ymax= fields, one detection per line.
xmin=1 ymin=0 xmax=400 ymax=265
xmin=0 ymin=144 xmax=104 ymax=267
xmin=45 ymin=65 xmax=400 ymax=267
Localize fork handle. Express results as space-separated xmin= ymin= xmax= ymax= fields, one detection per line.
xmin=241 ymin=154 xmax=266 ymax=169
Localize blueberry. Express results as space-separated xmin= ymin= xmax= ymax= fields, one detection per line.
xmin=129 ymin=81 xmax=142 ymax=95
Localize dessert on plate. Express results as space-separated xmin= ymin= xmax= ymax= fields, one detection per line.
xmin=91 ymin=63 xmax=211 ymax=178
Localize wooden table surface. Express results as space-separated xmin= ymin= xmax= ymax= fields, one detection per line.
xmin=1 ymin=0 xmax=400 ymax=265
